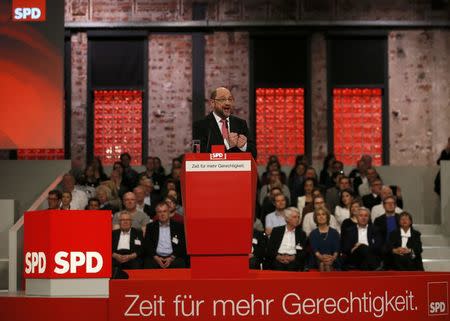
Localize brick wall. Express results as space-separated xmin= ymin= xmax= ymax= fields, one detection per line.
xmin=70 ymin=32 xmax=88 ymax=164
xmin=148 ymin=34 xmax=193 ymax=166
xmin=389 ymin=30 xmax=450 ymax=165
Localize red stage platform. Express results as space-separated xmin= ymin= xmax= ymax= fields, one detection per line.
xmin=2 ymin=269 xmax=450 ymax=321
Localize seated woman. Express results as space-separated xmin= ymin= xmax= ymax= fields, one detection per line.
xmin=267 ymin=207 xmax=307 ymax=271
xmin=340 ymin=199 xmax=361 ymax=234
xmin=60 ymin=191 xmax=72 ymax=210
xmin=309 ymin=207 xmax=341 ymax=271
xmin=387 ymin=211 xmax=424 ymax=271
xmin=334 ymin=188 xmax=355 ymax=227
xmin=95 ymin=185 xmax=119 ymax=213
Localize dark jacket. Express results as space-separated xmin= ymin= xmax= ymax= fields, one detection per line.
xmin=192 ymin=112 xmax=256 ymax=158
xmin=112 ymin=227 xmax=144 ymax=258
xmin=143 ymin=221 xmax=187 ymax=259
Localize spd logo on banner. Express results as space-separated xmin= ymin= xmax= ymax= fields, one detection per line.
xmin=428 ymin=282 xmax=448 ymax=316
xmin=12 ymin=0 xmax=46 ymax=21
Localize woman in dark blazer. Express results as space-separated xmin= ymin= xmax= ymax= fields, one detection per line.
xmin=387 ymin=211 xmax=424 ymax=271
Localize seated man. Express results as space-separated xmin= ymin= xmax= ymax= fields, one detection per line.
xmin=250 ymin=229 xmax=267 ymax=270
xmin=362 ymin=178 xmax=382 ymax=210
xmin=143 ymin=202 xmax=187 ymax=269
xmin=112 ymin=192 xmax=150 ymax=236
xmin=47 ymin=189 xmax=62 ymax=209
xmin=61 ymin=173 xmax=88 ymax=210
xmin=264 ymin=193 xmax=288 ymax=236
xmin=133 ymin=185 xmax=153 ymax=217
xmin=86 ymin=197 xmax=100 ymax=210
xmin=112 ymin=211 xmax=144 ymax=278
xmin=267 ymin=207 xmax=307 ymax=271
xmin=342 ymin=207 xmax=382 ymax=270
xmin=371 ymin=185 xmax=403 ymax=222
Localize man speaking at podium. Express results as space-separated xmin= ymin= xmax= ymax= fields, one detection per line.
xmin=193 ymin=87 xmax=256 ymax=158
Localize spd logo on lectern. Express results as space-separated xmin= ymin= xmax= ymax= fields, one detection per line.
xmin=12 ymin=0 xmax=46 ymax=22
xmin=428 ymin=282 xmax=448 ymax=316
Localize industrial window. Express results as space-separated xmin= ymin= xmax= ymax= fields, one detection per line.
xmin=333 ymin=88 xmax=383 ymax=166
xmin=93 ymin=90 xmax=142 ymax=166
xmin=256 ymin=88 xmax=304 ymax=165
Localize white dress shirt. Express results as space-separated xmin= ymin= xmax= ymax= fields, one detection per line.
xmin=401 ymin=228 xmax=411 ymax=248
xmin=212 ymin=112 xmax=247 ymax=151
xmin=117 ymin=230 xmax=131 ymax=250
xmin=278 ymin=227 xmax=296 ymax=255
xmin=334 ymin=206 xmax=350 ymax=226
xmin=69 ymin=187 xmax=88 ymax=210
xmin=357 ymin=225 xmax=369 ymax=246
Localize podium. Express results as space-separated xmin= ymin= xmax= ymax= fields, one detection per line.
xmin=181 ymin=148 xmax=257 ymax=277
xmin=23 ymin=210 xmax=111 ymax=296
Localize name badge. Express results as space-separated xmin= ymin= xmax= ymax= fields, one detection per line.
xmin=172 ymin=236 xmax=179 ymax=244
xmin=134 ymin=239 xmax=141 ymax=245
xmin=252 ymin=238 xmax=258 ymax=245
xmin=295 ymin=244 xmax=303 ymax=250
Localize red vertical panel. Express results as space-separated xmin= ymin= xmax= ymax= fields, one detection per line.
xmin=94 ymin=90 xmax=142 ymax=166
xmin=256 ymin=88 xmax=304 ymax=166
xmin=333 ymin=87 xmax=383 ymax=166
xmin=17 ymin=149 xmax=64 ymax=160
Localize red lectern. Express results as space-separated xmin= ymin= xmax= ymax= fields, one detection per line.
xmin=181 ymin=147 xmax=257 ymax=277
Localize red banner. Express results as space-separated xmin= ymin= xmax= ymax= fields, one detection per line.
xmin=24 ymin=210 xmax=111 ymax=278
xmin=109 ymin=270 xmax=450 ymax=321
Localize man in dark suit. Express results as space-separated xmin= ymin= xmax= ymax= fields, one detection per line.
xmin=143 ymin=202 xmax=187 ymax=269
xmin=362 ymin=178 xmax=382 ymax=210
xmin=342 ymin=207 xmax=382 ymax=270
xmin=192 ymin=86 xmax=256 ymax=158
xmin=374 ymin=195 xmax=401 ymax=268
xmin=267 ymin=207 xmax=307 ymax=271
xmin=112 ymin=211 xmax=144 ymax=278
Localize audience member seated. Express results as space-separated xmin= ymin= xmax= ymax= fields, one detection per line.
xmin=387 ymin=211 xmax=424 ymax=271
xmin=340 ymin=199 xmax=361 ymax=233
xmin=296 ymin=178 xmax=315 ymax=215
xmin=109 ymin=166 xmax=130 ymax=200
xmin=301 ymin=187 xmax=322 ymax=217
xmin=78 ymin=162 xmax=100 ymax=198
xmin=325 ymin=174 xmax=350 ymax=214
xmin=349 ymin=157 xmax=369 ymax=195
xmin=139 ymin=176 xmax=162 ymax=211
xmin=362 ymin=178 xmax=382 ymax=210
xmin=267 ymin=207 xmax=307 ymax=271
xmin=60 ymin=191 xmax=72 ymax=210
xmin=120 ymin=152 xmax=139 ymax=191
xmin=250 ymin=229 xmax=267 ymax=270
xmin=374 ymin=195 xmax=401 ymax=268
xmin=309 ymin=207 xmax=341 ymax=272
xmin=47 ymin=189 xmax=62 ymax=210
xmin=288 ymin=161 xmax=307 ymax=202
xmin=86 ymin=197 xmax=101 ymax=210
xmin=140 ymin=156 xmax=164 ymax=195
xmin=153 ymin=156 xmax=166 ymax=177
xmin=302 ymin=195 xmax=340 ymax=236
xmin=165 ymin=160 xmax=182 ymax=196
xmin=133 ymin=185 xmax=153 ymax=218
xmin=253 ymin=215 xmax=264 ymax=233
xmin=259 ymin=169 xmax=290 ymax=206
xmin=358 ymin=167 xmax=379 ymax=196
xmin=95 ymin=184 xmax=119 ymax=213
xmin=143 ymin=202 xmax=187 ymax=269
xmin=261 ymin=158 xmax=287 ymax=186
xmin=166 ymin=189 xmax=184 ymax=214
xmin=112 ymin=192 xmax=150 ymax=236
xmin=371 ymin=185 xmax=403 ymax=222
xmin=61 ymin=173 xmax=88 ymax=210
xmin=112 ymin=211 xmax=144 ymax=278
xmin=264 ymin=193 xmax=288 ymax=236
xmin=341 ymin=207 xmax=382 ymax=270
xmin=153 ymin=196 xmax=184 ymax=224
xmin=92 ymin=156 xmax=109 ymax=182
xmin=260 ymin=186 xmax=282 ymax=224
xmin=334 ymin=188 xmax=355 ymax=227
xmin=319 ymin=154 xmax=336 ymax=188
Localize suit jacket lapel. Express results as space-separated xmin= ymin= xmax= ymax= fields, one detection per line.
xmin=207 ymin=113 xmax=224 ymax=145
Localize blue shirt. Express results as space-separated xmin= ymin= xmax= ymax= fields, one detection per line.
xmin=386 ymin=215 xmax=398 ymax=240
xmin=156 ymin=223 xmax=173 ymax=257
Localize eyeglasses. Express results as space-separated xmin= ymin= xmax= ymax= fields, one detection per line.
xmin=213 ymin=97 xmax=234 ymax=103
xmin=47 ymin=197 xmax=59 ymax=201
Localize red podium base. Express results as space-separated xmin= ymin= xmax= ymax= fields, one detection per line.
xmin=190 ymin=255 xmax=249 ymax=278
